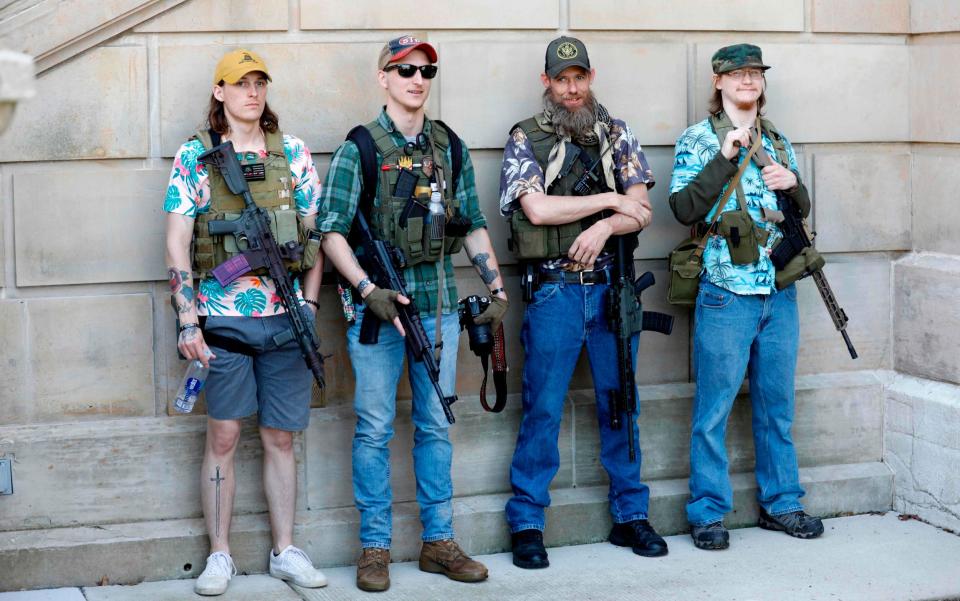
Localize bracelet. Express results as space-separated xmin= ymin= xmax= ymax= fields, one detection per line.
xmin=489 ymin=287 xmax=505 ymax=296
xmin=356 ymin=277 xmax=372 ymax=296
xmin=303 ymin=299 xmax=320 ymax=309
xmin=178 ymin=322 xmax=199 ymax=333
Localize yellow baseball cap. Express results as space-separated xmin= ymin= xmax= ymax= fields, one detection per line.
xmin=213 ymin=49 xmax=272 ymax=85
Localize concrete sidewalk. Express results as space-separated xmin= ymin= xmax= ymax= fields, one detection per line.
xmin=2 ymin=513 xmax=959 ymax=601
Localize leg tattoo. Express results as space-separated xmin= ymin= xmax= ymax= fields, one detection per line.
xmin=211 ymin=466 xmax=225 ymax=539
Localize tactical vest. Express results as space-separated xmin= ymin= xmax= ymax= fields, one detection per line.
xmin=362 ymin=119 xmax=464 ymax=266
xmin=507 ymin=114 xmax=619 ymax=261
xmin=192 ymin=129 xmax=307 ymax=280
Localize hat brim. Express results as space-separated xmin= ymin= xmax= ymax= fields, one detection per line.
xmin=546 ymin=59 xmax=591 ymax=78
xmin=220 ymin=68 xmax=272 ymax=85
xmin=387 ymin=42 xmax=438 ymax=66
xmin=715 ymin=62 xmax=771 ymax=75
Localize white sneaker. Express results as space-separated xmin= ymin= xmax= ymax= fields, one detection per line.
xmin=269 ymin=545 xmax=328 ymax=588
xmin=195 ymin=551 xmax=236 ymax=596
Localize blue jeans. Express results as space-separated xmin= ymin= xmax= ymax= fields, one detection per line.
xmin=687 ymin=281 xmax=805 ymax=526
xmin=506 ymin=277 xmax=650 ymax=532
xmin=347 ymin=305 xmax=460 ymax=548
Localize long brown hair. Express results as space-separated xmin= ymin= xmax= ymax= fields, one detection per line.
xmin=707 ymin=75 xmax=766 ymax=116
xmin=205 ymin=84 xmax=279 ymax=135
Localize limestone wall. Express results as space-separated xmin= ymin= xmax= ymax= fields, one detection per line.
xmin=0 ymin=0 xmax=953 ymax=538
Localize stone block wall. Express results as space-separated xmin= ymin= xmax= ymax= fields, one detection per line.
xmin=0 ymin=0 xmax=954 ymax=546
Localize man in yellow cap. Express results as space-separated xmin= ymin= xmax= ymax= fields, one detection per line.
xmin=164 ymin=48 xmax=328 ymax=595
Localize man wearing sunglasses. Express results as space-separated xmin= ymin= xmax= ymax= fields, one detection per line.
xmin=319 ymin=35 xmax=507 ymax=592
xmin=669 ymin=44 xmax=823 ymax=551
xmin=499 ymin=36 xmax=664 ymax=570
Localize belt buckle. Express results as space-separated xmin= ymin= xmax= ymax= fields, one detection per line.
xmin=579 ymin=269 xmax=595 ymax=286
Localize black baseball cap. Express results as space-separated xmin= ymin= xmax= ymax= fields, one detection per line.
xmin=545 ymin=36 xmax=590 ymax=77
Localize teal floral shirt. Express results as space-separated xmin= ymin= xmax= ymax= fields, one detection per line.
xmin=164 ymin=135 xmax=322 ymax=317
xmin=669 ymin=118 xmax=800 ymax=295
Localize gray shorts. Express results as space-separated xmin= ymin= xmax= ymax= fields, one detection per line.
xmin=203 ymin=314 xmax=312 ymax=432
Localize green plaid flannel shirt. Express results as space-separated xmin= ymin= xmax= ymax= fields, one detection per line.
xmin=318 ymin=109 xmax=486 ymax=315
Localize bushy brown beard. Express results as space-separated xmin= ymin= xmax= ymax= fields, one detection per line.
xmin=543 ymin=88 xmax=599 ymax=141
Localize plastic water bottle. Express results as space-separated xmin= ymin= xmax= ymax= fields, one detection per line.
xmin=173 ymin=360 xmax=209 ymax=414
xmin=428 ymin=182 xmax=445 ymax=241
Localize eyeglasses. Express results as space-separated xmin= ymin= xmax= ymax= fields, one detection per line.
xmin=384 ymin=64 xmax=438 ymax=79
xmin=724 ymin=68 xmax=764 ymax=81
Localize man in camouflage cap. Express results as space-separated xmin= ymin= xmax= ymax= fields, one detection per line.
xmin=668 ymin=43 xmax=823 ymax=551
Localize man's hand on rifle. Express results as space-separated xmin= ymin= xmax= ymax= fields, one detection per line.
xmin=761 ymin=163 xmax=797 ymax=191
xmin=363 ymin=285 xmax=409 ymax=337
xmin=178 ymin=326 xmax=215 ymax=368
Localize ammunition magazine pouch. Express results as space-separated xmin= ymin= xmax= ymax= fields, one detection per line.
xmin=667 ymin=238 xmax=703 ymax=307
xmin=717 ymin=209 xmax=769 ymax=265
xmin=192 ymin=128 xmax=315 ymax=280
xmin=775 ymin=246 xmax=824 ymax=290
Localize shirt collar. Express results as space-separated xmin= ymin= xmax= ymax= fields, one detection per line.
xmin=377 ymin=106 xmax=433 ymax=139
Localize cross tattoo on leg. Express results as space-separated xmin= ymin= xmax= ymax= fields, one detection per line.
xmin=211 ymin=466 xmax=224 ymax=539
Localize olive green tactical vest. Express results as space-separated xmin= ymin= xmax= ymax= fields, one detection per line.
xmin=365 ymin=119 xmax=464 ymax=266
xmin=507 ymin=114 xmax=616 ymax=261
xmin=192 ymin=129 xmax=305 ymax=280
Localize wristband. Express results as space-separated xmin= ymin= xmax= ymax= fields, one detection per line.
xmin=489 ymin=287 xmax=505 ymax=296
xmin=179 ymin=322 xmax=199 ymax=333
xmin=357 ymin=277 xmax=372 ymax=296
xmin=304 ymin=299 xmax=320 ymax=309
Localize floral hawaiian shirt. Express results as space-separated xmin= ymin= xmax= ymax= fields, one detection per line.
xmin=498 ymin=116 xmax=654 ymax=271
xmin=164 ymin=134 xmax=322 ymax=317
xmin=670 ymin=118 xmax=801 ymax=295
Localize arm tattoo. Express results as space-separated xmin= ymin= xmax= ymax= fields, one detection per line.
xmin=471 ymin=252 xmax=499 ymax=285
xmin=169 ymin=268 xmax=194 ymax=312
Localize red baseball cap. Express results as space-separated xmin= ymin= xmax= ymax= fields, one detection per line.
xmin=378 ymin=35 xmax=438 ymax=70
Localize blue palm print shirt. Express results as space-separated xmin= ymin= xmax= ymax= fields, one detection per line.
xmin=670 ymin=118 xmax=801 ymax=295
xmin=164 ymin=135 xmax=322 ymax=317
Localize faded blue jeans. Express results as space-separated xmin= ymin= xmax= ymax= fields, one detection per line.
xmin=347 ymin=305 xmax=460 ymax=548
xmin=687 ymin=280 xmax=806 ymax=527
xmin=506 ymin=277 xmax=650 ymax=533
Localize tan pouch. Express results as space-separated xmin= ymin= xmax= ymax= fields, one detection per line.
xmin=717 ymin=209 xmax=761 ymax=265
xmin=775 ymin=247 xmax=825 ymax=290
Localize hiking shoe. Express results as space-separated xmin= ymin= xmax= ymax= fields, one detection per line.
xmin=691 ymin=522 xmax=730 ymax=550
xmin=609 ymin=519 xmax=669 ymax=557
xmin=269 ymin=545 xmax=328 ymax=588
xmin=511 ymin=529 xmax=549 ymax=569
xmin=758 ymin=508 xmax=824 ymax=539
xmin=419 ymin=539 xmax=489 ymax=582
xmin=195 ymin=551 xmax=236 ymax=596
xmin=357 ymin=547 xmax=391 ymax=592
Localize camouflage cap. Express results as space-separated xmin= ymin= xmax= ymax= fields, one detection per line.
xmin=545 ymin=36 xmax=590 ymax=77
xmin=711 ymin=43 xmax=770 ymax=75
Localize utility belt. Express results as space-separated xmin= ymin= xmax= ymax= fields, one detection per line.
xmin=521 ymin=263 xmax=613 ymax=302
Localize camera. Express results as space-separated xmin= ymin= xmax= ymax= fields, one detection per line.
xmin=458 ymin=295 xmax=493 ymax=355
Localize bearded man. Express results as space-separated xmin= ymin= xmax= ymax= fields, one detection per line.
xmin=498 ymin=36 xmax=666 ymax=570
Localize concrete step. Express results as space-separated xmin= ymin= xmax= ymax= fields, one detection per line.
xmin=0 ymin=462 xmax=893 ymax=591
xmin=0 ymin=371 xmax=885 ymax=532
xmin=4 ymin=514 xmax=958 ymax=601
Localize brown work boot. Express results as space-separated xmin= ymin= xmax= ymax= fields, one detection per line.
xmin=356 ymin=547 xmax=390 ymax=592
xmin=418 ymin=539 xmax=488 ymax=583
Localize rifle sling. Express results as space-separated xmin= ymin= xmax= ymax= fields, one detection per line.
xmin=478 ymin=324 xmax=508 ymax=413
xmin=691 ymin=117 xmax=763 ymax=262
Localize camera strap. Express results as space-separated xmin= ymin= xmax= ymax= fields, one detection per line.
xmin=478 ymin=323 xmax=508 ymax=413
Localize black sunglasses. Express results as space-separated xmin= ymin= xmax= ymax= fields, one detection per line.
xmin=384 ymin=64 xmax=438 ymax=79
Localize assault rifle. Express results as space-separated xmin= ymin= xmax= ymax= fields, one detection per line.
xmin=754 ymin=152 xmax=858 ymax=360
xmin=197 ymin=141 xmax=326 ymax=388
xmin=353 ymin=209 xmax=458 ymax=424
xmin=608 ymin=247 xmax=674 ymax=462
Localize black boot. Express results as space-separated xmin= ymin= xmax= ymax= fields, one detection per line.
xmin=609 ymin=520 xmax=668 ymax=557
xmin=511 ymin=529 xmax=549 ymax=569
xmin=758 ymin=508 xmax=824 ymax=539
